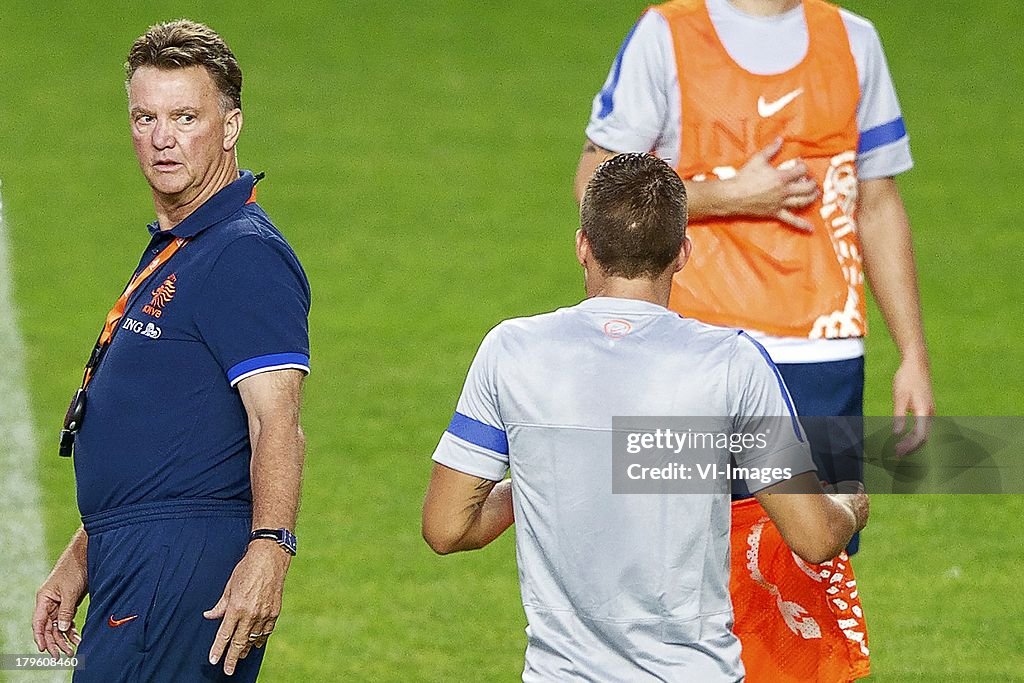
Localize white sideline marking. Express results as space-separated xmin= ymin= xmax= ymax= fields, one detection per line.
xmin=0 ymin=182 xmax=67 ymax=682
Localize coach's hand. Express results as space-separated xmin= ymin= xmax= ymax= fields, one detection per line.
xmin=730 ymin=137 xmax=819 ymax=231
xmin=892 ymin=357 xmax=935 ymax=457
xmin=205 ymin=542 xmax=291 ymax=675
xmin=32 ymin=534 xmax=87 ymax=658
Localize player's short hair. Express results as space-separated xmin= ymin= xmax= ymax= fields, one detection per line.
xmin=580 ymin=153 xmax=688 ymax=279
xmin=125 ymin=19 xmax=242 ymax=111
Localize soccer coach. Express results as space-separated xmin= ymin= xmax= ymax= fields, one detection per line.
xmin=32 ymin=20 xmax=310 ymax=681
xmin=423 ymin=154 xmax=868 ymax=680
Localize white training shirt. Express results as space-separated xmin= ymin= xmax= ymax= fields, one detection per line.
xmin=585 ymin=0 xmax=914 ymax=363
xmin=433 ymin=297 xmax=816 ymax=681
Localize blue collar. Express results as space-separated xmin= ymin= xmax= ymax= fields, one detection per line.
xmin=147 ymin=170 xmax=259 ymax=238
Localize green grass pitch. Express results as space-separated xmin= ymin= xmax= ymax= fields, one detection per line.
xmin=1 ymin=1 xmax=1022 ymax=680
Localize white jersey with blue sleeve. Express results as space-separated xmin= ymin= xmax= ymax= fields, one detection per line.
xmin=432 ymin=297 xmax=816 ymax=681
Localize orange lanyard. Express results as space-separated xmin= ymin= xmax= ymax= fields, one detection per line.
xmin=81 ymin=237 xmax=189 ymax=388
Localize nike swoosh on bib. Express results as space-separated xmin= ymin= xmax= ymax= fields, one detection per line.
xmin=757 ymin=88 xmax=804 ymax=117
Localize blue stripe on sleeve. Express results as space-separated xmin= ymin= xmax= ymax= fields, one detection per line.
xmin=597 ymin=18 xmax=641 ymax=119
xmin=738 ymin=332 xmax=805 ymax=443
xmin=447 ymin=411 xmax=509 ymax=455
xmin=858 ymin=117 xmax=907 ymax=154
xmin=227 ymin=352 xmax=310 ymax=383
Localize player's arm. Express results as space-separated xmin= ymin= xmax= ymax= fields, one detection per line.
xmin=574 ymin=140 xmax=618 ymax=201
xmin=33 ymin=526 xmax=87 ymax=656
xmin=424 ymin=324 xmax=511 ymax=554
xmin=241 ymin=368 xmax=306 ymax=539
xmin=682 ymin=137 xmax=819 ymax=230
xmin=852 ymin=21 xmax=932 ymax=453
xmin=206 ymin=369 xmax=306 ymax=675
xmin=574 ymin=138 xmax=819 ymax=230
xmin=858 ymin=176 xmax=934 ymax=455
xmin=575 ymin=10 xmax=668 ymax=203
xmin=754 ymin=473 xmax=869 ymax=564
xmin=422 ymin=464 xmax=514 ymax=555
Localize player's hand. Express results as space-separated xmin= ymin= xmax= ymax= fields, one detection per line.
xmin=730 ymin=137 xmax=819 ymax=231
xmin=892 ymin=357 xmax=935 ymax=457
xmin=204 ymin=541 xmax=291 ymax=675
xmin=32 ymin=559 xmax=86 ymax=657
xmin=821 ymin=479 xmax=865 ymax=495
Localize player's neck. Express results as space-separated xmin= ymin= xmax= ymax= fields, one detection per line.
xmin=585 ymin=275 xmax=671 ymax=308
xmin=727 ymin=0 xmax=801 ymax=17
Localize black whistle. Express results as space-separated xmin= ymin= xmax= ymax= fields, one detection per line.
xmin=59 ymin=388 xmax=88 ymax=458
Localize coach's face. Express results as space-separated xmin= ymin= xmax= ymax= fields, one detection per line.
xmin=128 ymin=65 xmax=241 ymax=203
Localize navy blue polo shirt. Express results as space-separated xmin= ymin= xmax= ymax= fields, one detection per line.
xmin=74 ymin=171 xmax=311 ymax=518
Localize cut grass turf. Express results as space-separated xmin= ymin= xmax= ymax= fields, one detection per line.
xmin=1 ymin=1 xmax=1021 ymax=679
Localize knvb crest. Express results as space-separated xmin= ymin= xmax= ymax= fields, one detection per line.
xmin=143 ymin=273 xmax=176 ymax=319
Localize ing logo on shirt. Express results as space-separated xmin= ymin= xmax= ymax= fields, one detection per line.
xmin=143 ymin=273 xmax=176 ymax=319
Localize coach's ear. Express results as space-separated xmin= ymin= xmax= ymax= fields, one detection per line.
xmin=222 ymin=107 xmax=243 ymax=152
xmin=575 ymin=229 xmax=590 ymax=268
xmin=673 ymin=236 xmax=692 ymax=274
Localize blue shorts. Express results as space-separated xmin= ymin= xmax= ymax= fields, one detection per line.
xmin=75 ymin=499 xmax=265 ymax=682
xmin=778 ymin=357 xmax=865 ymax=555
xmin=733 ymin=357 xmax=865 ymax=554
xmin=777 ymin=357 xmax=865 ymax=486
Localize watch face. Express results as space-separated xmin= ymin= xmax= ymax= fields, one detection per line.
xmin=281 ymin=529 xmax=297 ymax=555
